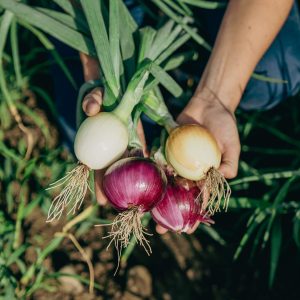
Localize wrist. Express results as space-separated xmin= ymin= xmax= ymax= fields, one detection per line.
xmin=194 ymin=85 xmax=240 ymax=114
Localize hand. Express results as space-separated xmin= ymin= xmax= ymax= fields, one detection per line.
xmin=156 ymin=88 xmax=241 ymax=235
xmin=82 ymin=87 xmax=148 ymax=205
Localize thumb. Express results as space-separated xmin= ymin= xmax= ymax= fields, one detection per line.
xmin=156 ymin=224 xmax=168 ymax=235
xmin=82 ymin=87 xmax=103 ymax=117
xmin=94 ymin=169 xmax=108 ymax=206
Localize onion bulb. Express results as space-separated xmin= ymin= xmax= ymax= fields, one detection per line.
xmin=102 ymin=157 xmax=167 ymax=255
xmin=165 ymin=124 xmax=231 ymax=215
xmin=166 ymin=124 xmax=221 ymax=181
xmin=151 ymin=183 xmax=213 ymax=233
xmin=74 ymin=112 xmax=128 ymax=170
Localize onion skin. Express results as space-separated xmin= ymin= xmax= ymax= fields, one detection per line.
xmin=151 ymin=184 xmax=212 ymax=233
xmin=166 ymin=124 xmax=221 ymax=181
xmin=74 ymin=112 xmax=128 ymax=170
xmin=103 ymin=157 xmax=167 ymax=212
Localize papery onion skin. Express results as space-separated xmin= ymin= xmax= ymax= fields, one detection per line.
xmin=103 ymin=157 xmax=167 ymax=212
xmin=166 ymin=124 xmax=221 ymax=181
xmin=151 ymin=184 xmax=211 ymax=233
xmin=74 ymin=112 xmax=128 ymax=170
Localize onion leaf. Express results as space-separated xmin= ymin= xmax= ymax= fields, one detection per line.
xmin=150 ymin=63 xmax=182 ymax=97
xmin=0 ymin=0 xmax=95 ymax=55
xmin=80 ymin=0 xmax=119 ymax=97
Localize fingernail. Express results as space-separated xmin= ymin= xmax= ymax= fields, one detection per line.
xmin=86 ymin=98 xmax=100 ymax=116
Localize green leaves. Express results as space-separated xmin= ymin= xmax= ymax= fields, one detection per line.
xmin=0 ymin=0 xmax=95 ymax=55
xmin=80 ymin=0 xmax=119 ymax=97
xmin=152 ymin=0 xmax=211 ymax=51
xmin=150 ymin=62 xmax=182 ymax=97
xmin=179 ymin=0 xmax=226 ymax=9
xmin=269 ymin=217 xmax=282 ymax=288
xmin=109 ymin=0 xmax=121 ymax=88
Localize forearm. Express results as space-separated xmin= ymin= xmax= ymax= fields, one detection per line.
xmin=195 ymin=0 xmax=293 ymax=112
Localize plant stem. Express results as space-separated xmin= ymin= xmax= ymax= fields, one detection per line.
xmin=13 ymin=184 xmax=28 ymax=249
xmin=230 ymin=169 xmax=300 ymax=186
xmin=112 ymin=67 xmax=150 ymax=123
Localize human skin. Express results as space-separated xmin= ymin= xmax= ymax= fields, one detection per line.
xmin=80 ymin=0 xmax=293 ymax=234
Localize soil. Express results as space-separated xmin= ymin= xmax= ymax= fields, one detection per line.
xmin=22 ymin=205 xmax=299 ymax=300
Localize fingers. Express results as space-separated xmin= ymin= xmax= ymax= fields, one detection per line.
xmin=155 ymin=223 xmax=199 ymax=235
xmin=218 ymin=141 xmax=241 ymax=179
xmin=155 ymin=224 xmax=168 ymax=234
xmin=186 ymin=221 xmax=200 ymax=234
xmin=94 ymin=169 xmax=108 ymax=205
xmin=137 ymin=119 xmax=149 ymax=157
xmin=82 ymin=87 xmax=103 ymax=117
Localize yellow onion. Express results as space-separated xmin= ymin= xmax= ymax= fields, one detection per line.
xmin=166 ymin=124 xmax=221 ymax=180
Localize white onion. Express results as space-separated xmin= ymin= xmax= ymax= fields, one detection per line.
xmin=166 ymin=124 xmax=221 ymax=180
xmin=74 ymin=112 xmax=128 ymax=169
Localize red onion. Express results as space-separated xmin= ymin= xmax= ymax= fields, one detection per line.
xmin=102 ymin=157 xmax=167 ymax=254
xmin=151 ymin=184 xmax=213 ymax=233
xmin=103 ymin=157 xmax=167 ymax=211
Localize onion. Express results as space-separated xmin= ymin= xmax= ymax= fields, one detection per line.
xmin=166 ymin=124 xmax=221 ymax=181
xmin=165 ymin=124 xmax=231 ymax=215
xmin=74 ymin=112 xmax=128 ymax=170
xmin=151 ymin=183 xmax=213 ymax=233
xmin=102 ymin=157 xmax=167 ymax=254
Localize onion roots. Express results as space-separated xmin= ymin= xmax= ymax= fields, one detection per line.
xmin=200 ymin=167 xmax=231 ymax=215
xmin=46 ymin=163 xmax=90 ymax=222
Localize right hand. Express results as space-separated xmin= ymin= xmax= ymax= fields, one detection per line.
xmin=156 ymin=88 xmax=241 ymax=235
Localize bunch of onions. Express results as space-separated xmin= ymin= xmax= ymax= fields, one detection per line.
xmin=102 ymin=157 xmax=167 ymax=254
xmin=46 ymin=70 xmax=149 ymax=222
xmin=151 ymin=182 xmax=213 ymax=233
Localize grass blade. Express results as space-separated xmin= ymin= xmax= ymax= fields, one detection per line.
xmin=10 ymin=19 xmax=22 ymax=87
xmin=234 ymin=210 xmax=267 ymax=260
xmin=230 ymin=169 xmax=300 ymax=186
xmin=6 ymin=244 xmax=28 ymax=266
xmin=262 ymin=177 xmax=297 ymax=248
xmin=269 ymin=217 xmax=282 ymax=288
xmin=199 ymin=225 xmax=226 ymax=245
xmin=293 ymin=210 xmax=300 ymax=248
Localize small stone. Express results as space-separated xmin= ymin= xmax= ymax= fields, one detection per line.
xmin=58 ymin=266 xmax=84 ymax=294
